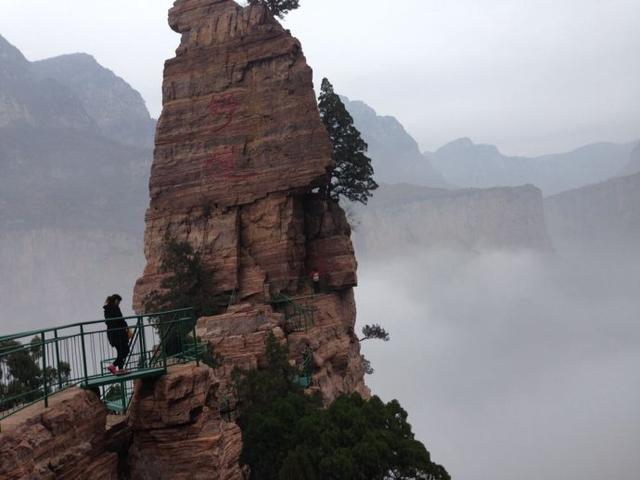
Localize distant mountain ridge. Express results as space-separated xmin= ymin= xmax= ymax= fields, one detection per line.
xmin=32 ymin=54 xmax=155 ymax=148
xmin=0 ymin=34 xmax=152 ymax=329
xmin=342 ymin=97 xmax=449 ymax=188
xmin=428 ymin=137 xmax=636 ymax=195
xmin=0 ymin=34 xmax=153 ymax=230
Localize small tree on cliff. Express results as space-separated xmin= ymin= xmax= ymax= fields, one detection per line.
xmin=319 ymin=78 xmax=378 ymax=205
xmin=142 ymin=236 xmax=223 ymax=318
xmin=248 ymin=0 xmax=300 ymax=19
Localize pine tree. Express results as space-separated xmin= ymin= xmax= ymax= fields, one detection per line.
xmin=318 ymin=78 xmax=379 ymax=205
xmin=248 ymin=0 xmax=300 ymax=19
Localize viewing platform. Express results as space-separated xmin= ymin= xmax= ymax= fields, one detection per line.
xmin=0 ymin=308 xmax=202 ymax=426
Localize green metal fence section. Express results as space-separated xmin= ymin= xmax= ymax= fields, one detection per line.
xmin=270 ymin=293 xmax=316 ymax=332
xmin=0 ymin=308 xmax=201 ymax=421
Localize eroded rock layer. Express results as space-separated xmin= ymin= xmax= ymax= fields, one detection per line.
xmin=0 ymin=389 xmax=118 ymax=480
xmin=127 ymin=365 xmax=243 ymax=480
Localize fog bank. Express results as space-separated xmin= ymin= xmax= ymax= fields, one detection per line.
xmin=356 ymin=249 xmax=640 ymax=480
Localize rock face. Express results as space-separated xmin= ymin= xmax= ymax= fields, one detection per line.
xmin=545 ymin=172 xmax=640 ymax=249
xmin=133 ymin=0 xmax=368 ymax=461
xmin=127 ymin=364 xmax=243 ymax=480
xmin=0 ymin=389 xmax=118 ymax=479
xmin=353 ymin=183 xmax=553 ymax=255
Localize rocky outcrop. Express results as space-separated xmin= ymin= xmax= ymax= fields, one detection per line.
xmin=545 ymin=172 xmax=640 ymax=249
xmin=353 ymin=183 xmax=553 ymax=255
xmin=133 ymin=0 xmax=368 ymax=404
xmin=127 ymin=364 xmax=242 ymax=480
xmin=0 ymin=389 xmax=118 ymax=479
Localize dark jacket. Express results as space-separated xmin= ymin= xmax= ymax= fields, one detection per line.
xmin=104 ymin=304 xmax=127 ymax=335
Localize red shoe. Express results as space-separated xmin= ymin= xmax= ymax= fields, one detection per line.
xmin=115 ymin=369 xmax=129 ymax=376
xmin=107 ymin=365 xmax=118 ymax=375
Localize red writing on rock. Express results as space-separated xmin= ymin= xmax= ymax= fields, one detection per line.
xmin=205 ymin=146 xmax=236 ymax=175
xmin=208 ymin=92 xmax=240 ymax=132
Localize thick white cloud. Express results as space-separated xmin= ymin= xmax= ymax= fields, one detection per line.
xmin=1 ymin=0 xmax=638 ymax=155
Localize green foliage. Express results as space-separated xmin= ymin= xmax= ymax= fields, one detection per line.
xmin=248 ymin=0 xmax=300 ymax=19
xmin=0 ymin=340 xmax=71 ymax=411
xmin=143 ymin=236 xmax=222 ymax=318
xmin=318 ymin=78 xmax=379 ymax=205
xmin=235 ymin=334 xmax=449 ymax=480
xmin=360 ymin=324 xmax=390 ymax=342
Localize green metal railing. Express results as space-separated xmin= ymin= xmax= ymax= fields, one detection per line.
xmin=293 ymin=348 xmax=314 ymax=389
xmin=0 ymin=308 xmax=201 ymax=421
xmin=270 ymin=293 xmax=316 ymax=332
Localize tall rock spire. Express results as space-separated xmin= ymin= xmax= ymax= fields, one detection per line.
xmin=133 ymin=0 xmax=368 ymax=406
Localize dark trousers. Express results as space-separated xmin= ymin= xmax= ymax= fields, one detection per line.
xmin=108 ymin=331 xmax=130 ymax=369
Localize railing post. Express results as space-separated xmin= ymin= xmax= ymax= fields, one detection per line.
xmin=192 ymin=310 xmax=200 ymax=366
xmin=80 ymin=325 xmax=89 ymax=385
xmin=54 ymin=329 xmax=63 ymax=390
xmin=120 ymin=381 xmax=126 ymax=413
xmin=41 ymin=332 xmax=48 ymax=408
xmin=138 ymin=316 xmax=147 ymax=368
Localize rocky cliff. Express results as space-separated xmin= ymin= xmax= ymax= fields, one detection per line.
xmin=353 ymin=183 xmax=553 ymax=255
xmin=545 ymin=172 xmax=640 ymax=249
xmin=0 ymin=389 xmax=119 ymax=479
xmin=130 ymin=0 xmax=369 ymax=476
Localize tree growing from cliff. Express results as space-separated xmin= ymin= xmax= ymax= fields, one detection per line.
xmin=142 ymin=236 xmax=223 ymax=319
xmin=360 ymin=324 xmax=390 ymax=342
xmin=248 ymin=0 xmax=300 ymax=19
xmin=319 ymin=78 xmax=379 ymax=205
xmin=234 ymin=334 xmax=449 ymax=480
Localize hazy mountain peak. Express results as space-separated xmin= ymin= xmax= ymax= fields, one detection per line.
xmin=436 ymin=137 xmax=501 ymax=157
xmin=0 ymin=34 xmax=27 ymax=65
xmin=32 ymin=52 xmax=155 ymax=147
xmin=341 ymin=97 xmax=449 ymax=188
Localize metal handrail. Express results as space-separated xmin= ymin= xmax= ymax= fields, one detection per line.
xmin=0 ymin=308 xmax=201 ymax=422
xmin=0 ymin=308 xmax=195 ymax=343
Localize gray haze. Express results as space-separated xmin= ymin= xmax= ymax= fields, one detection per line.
xmin=356 ymin=248 xmax=640 ymax=480
xmin=0 ymin=0 xmax=639 ymax=155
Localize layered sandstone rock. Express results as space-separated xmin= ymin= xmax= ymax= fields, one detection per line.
xmin=129 ymin=1 xmax=369 ymax=475
xmin=133 ymin=0 xmax=335 ymax=304
xmin=127 ymin=364 xmax=242 ymax=480
xmin=0 ymin=389 xmax=118 ymax=480
xmin=133 ymin=0 xmax=367 ymax=404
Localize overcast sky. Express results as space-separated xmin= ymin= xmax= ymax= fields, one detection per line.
xmin=0 ymin=0 xmax=638 ymax=155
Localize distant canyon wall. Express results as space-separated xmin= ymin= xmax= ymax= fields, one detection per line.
xmin=354 ymin=183 xmax=553 ymax=256
xmin=0 ymin=228 xmax=144 ymax=333
xmin=545 ymin=172 xmax=640 ymax=249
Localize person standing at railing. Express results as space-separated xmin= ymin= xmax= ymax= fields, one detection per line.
xmin=103 ymin=294 xmax=129 ymax=375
